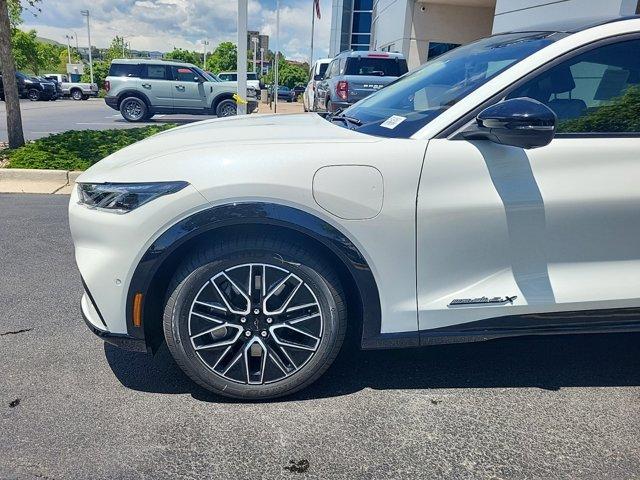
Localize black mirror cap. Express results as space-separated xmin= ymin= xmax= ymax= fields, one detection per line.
xmin=465 ymin=97 xmax=557 ymax=149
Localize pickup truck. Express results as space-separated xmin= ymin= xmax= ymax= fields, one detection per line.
xmin=42 ymin=74 xmax=99 ymax=100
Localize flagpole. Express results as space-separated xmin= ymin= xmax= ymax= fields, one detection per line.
xmin=310 ymin=1 xmax=315 ymax=67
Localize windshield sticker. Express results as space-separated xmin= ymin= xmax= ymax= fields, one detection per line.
xmin=380 ymin=115 xmax=406 ymax=129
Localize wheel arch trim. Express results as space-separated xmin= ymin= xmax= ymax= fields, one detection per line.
xmin=116 ymin=90 xmax=152 ymax=109
xmin=125 ymin=201 xmax=383 ymax=350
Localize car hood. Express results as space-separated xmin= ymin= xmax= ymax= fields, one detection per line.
xmin=78 ymin=113 xmax=379 ymax=180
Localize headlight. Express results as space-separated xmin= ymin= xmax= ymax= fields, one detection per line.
xmin=77 ymin=181 xmax=188 ymax=213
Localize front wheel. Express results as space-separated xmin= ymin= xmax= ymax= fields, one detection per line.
xmin=27 ymin=89 xmax=40 ymax=101
xmin=216 ymin=99 xmax=237 ymax=117
xmin=120 ymin=97 xmax=147 ymax=122
xmin=163 ymin=236 xmax=347 ymax=400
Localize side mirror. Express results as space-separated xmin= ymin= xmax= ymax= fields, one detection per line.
xmin=460 ymin=97 xmax=557 ymax=149
xmin=195 ymin=76 xmax=204 ymax=83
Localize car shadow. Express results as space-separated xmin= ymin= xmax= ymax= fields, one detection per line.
xmin=105 ymin=331 xmax=640 ymax=403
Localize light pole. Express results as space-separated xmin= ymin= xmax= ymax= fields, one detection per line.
xmin=202 ymin=40 xmax=210 ymax=70
xmin=65 ymin=34 xmax=73 ymax=64
xmin=274 ymin=0 xmax=280 ymax=113
xmin=251 ymin=37 xmax=258 ymax=73
xmin=237 ymin=0 xmax=248 ymax=115
xmin=260 ymin=47 xmax=264 ymax=75
xmin=80 ymin=10 xmax=94 ymax=84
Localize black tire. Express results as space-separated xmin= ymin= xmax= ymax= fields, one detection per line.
xmin=81 ymin=95 xmax=89 ymax=100
xmin=27 ymin=89 xmax=40 ymax=101
xmin=119 ymin=96 xmax=148 ymax=122
xmin=215 ymin=98 xmax=237 ymax=117
xmin=71 ymin=89 xmax=83 ymax=101
xmin=142 ymin=112 xmax=154 ymax=121
xmin=163 ymin=235 xmax=347 ymax=400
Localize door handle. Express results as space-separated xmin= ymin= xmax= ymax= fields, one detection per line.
xmin=175 ymin=85 xmax=185 ymax=91
xmin=141 ymin=83 xmax=151 ymax=88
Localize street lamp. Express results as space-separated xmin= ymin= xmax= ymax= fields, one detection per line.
xmin=251 ymin=37 xmax=259 ymax=73
xmin=237 ymin=0 xmax=248 ymax=115
xmin=202 ymin=40 xmax=210 ymax=70
xmin=80 ymin=10 xmax=94 ymax=84
xmin=64 ymin=34 xmax=74 ymax=64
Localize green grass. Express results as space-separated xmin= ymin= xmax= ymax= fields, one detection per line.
xmin=2 ymin=124 xmax=177 ymax=171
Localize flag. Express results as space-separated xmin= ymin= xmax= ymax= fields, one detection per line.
xmin=314 ymin=0 xmax=321 ymax=19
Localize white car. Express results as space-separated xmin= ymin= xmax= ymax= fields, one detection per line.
xmin=216 ymin=71 xmax=261 ymax=92
xmin=303 ymin=58 xmax=331 ymax=112
xmin=70 ymin=17 xmax=640 ymax=400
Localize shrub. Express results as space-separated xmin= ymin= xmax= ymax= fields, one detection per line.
xmin=3 ymin=125 xmax=176 ymax=171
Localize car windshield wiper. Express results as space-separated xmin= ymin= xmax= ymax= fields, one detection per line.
xmin=330 ymin=113 xmax=363 ymax=127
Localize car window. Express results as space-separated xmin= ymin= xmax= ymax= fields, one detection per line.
xmin=143 ymin=65 xmax=168 ymax=80
xmin=108 ymin=63 xmax=141 ymax=77
xmin=344 ymin=56 xmax=408 ymax=77
xmin=507 ymin=38 xmax=640 ymax=134
xmin=318 ymin=62 xmax=329 ymax=78
xmin=173 ymin=67 xmax=200 ymax=82
xmin=341 ymin=31 xmax=563 ymax=138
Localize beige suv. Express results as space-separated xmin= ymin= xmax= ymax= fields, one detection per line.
xmin=104 ymin=59 xmax=258 ymax=122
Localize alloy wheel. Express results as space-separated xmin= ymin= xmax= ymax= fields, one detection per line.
xmin=219 ymin=103 xmax=237 ymax=117
xmin=123 ymin=100 xmax=143 ymax=120
xmin=187 ymin=263 xmax=323 ymax=385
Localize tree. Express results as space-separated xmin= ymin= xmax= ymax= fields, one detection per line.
xmin=103 ymin=36 xmax=127 ymax=64
xmin=1 ymin=0 xmax=41 ymax=148
xmin=262 ymin=56 xmax=308 ymax=88
xmin=165 ymin=48 xmax=201 ymax=66
xmin=206 ymin=42 xmax=237 ymax=74
xmin=81 ymin=60 xmax=108 ymax=89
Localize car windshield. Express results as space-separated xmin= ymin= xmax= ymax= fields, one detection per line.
xmin=339 ymin=31 xmax=566 ymax=138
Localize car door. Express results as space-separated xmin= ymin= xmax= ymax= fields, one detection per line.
xmin=170 ymin=66 xmax=207 ymax=110
xmin=140 ymin=64 xmax=173 ymax=108
xmin=416 ymin=35 xmax=640 ymax=332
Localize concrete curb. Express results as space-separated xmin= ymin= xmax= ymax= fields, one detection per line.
xmin=0 ymin=168 xmax=82 ymax=194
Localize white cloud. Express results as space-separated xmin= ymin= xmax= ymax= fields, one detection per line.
xmin=21 ymin=0 xmax=331 ymax=61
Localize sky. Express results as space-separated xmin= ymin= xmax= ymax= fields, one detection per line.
xmin=21 ymin=0 xmax=331 ymax=63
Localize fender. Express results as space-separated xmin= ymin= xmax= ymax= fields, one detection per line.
xmin=210 ymin=92 xmax=235 ymax=111
xmin=125 ymin=202 xmax=383 ymax=349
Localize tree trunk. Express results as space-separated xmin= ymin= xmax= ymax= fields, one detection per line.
xmin=0 ymin=0 xmax=24 ymax=148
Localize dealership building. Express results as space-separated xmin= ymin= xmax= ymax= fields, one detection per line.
xmin=329 ymin=0 xmax=640 ymax=68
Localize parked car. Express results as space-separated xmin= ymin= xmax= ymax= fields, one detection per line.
xmin=303 ymin=58 xmax=331 ymax=112
xmin=36 ymin=76 xmax=63 ymax=100
xmin=104 ymin=59 xmax=258 ymax=122
xmin=315 ymin=51 xmax=408 ymax=113
xmin=70 ymin=16 xmax=640 ymax=400
xmin=42 ymin=73 xmax=99 ymax=100
xmin=0 ymin=73 xmax=26 ymax=100
xmin=292 ymin=84 xmax=306 ymax=100
xmin=217 ymin=71 xmax=261 ymax=91
xmin=275 ymin=85 xmax=295 ymax=102
xmin=1 ymin=72 xmax=59 ymax=101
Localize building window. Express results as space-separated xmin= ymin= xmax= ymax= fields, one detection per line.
xmin=350 ymin=0 xmax=373 ymax=51
xmin=354 ymin=0 xmax=373 ymax=9
xmin=427 ymin=42 xmax=461 ymax=60
xmin=352 ymin=11 xmax=372 ymax=34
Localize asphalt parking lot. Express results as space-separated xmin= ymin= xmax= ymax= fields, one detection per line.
xmin=1 ymin=193 xmax=639 ymax=479
xmin=0 ymin=98 xmax=215 ymax=142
